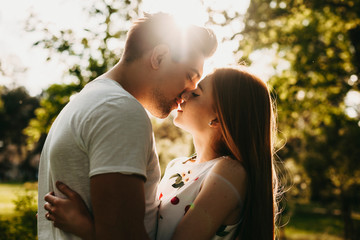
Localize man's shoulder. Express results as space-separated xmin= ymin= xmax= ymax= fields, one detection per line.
xmin=77 ymin=79 xmax=148 ymax=120
xmin=83 ymin=78 xmax=136 ymax=102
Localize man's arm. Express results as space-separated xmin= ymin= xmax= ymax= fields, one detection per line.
xmin=90 ymin=173 xmax=150 ymax=240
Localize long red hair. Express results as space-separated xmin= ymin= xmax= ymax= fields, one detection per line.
xmin=211 ymin=68 xmax=279 ymax=240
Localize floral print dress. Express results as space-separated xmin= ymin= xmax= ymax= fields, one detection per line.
xmin=156 ymin=156 xmax=241 ymax=240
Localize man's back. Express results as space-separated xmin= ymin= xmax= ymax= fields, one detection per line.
xmin=38 ymin=79 xmax=160 ymax=239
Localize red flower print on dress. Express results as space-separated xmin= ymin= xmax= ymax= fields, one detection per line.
xmin=159 ymin=193 xmax=163 ymax=200
xmin=194 ymin=177 xmax=199 ymax=181
xmin=171 ymin=196 xmax=180 ymax=205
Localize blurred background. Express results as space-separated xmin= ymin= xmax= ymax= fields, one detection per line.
xmin=0 ymin=0 xmax=359 ymax=239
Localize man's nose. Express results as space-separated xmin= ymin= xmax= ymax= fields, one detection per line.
xmin=185 ymin=78 xmax=197 ymax=91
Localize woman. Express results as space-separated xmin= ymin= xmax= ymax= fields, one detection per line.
xmin=44 ymin=67 xmax=280 ymax=239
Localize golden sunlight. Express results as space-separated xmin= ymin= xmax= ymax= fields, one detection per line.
xmin=142 ymin=0 xmax=208 ymax=26
xmin=142 ymin=0 xmax=250 ymax=77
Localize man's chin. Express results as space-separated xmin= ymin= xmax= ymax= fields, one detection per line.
xmin=156 ymin=113 xmax=170 ymax=119
xmin=148 ymin=108 xmax=172 ymax=119
xmin=147 ymin=101 xmax=177 ymax=119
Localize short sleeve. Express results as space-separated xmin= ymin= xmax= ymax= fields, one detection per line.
xmin=82 ymin=97 xmax=152 ymax=179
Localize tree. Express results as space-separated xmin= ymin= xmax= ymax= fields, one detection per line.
xmin=25 ymin=0 xmax=142 ymax=88
xmin=0 ymin=87 xmax=39 ymax=147
xmin=0 ymin=86 xmax=39 ymax=180
xmin=208 ymin=0 xmax=360 ymax=238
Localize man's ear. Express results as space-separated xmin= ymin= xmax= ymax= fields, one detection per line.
xmin=150 ymin=44 xmax=170 ymax=70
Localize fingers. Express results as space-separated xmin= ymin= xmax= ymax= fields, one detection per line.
xmin=46 ymin=211 xmax=61 ymax=230
xmin=44 ymin=202 xmax=53 ymax=213
xmin=44 ymin=192 xmax=59 ymax=219
xmin=44 ymin=203 xmax=57 ymax=224
xmin=44 ymin=192 xmax=57 ymax=205
xmin=44 ymin=202 xmax=55 ymax=222
xmin=56 ymin=181 xmax=77 ymax=199
xmin=45 ymin=212 xmax=55 ymax=221
xmin=43 ymin=190 xmax=61 ymax=225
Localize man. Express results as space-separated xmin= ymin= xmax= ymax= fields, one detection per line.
xmin=37 ymin=12 xmax=217 ymax=239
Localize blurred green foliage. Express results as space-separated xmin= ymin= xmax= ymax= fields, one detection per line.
xmin=0 ymin=189 xmax=37 ymax=240
xmin=0 ymin=87 xmax=39 ymax=147
xmin=0 ymin=87 xmax=39 ymax=181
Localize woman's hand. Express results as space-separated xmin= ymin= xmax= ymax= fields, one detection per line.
xmin=44 ymin=181 xmax=95 ymax=240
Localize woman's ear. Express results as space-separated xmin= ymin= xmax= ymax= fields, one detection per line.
xmin=150 ymin=44 xmax=170 ymax=70
xmin=208 ymin=118 xmax=220 ymax=128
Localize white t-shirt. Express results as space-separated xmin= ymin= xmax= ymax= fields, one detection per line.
xmin=37 ymin=78 xmax=160 ymax=240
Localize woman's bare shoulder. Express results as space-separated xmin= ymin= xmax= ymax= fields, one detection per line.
xmin=213 ymin=156 xmax=246 ymax=178
xmin=210 ymin=156 xmax=247 ymax=198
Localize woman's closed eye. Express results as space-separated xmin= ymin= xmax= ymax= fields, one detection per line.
xmin=192 ymin=92 xmax=200 ymax=97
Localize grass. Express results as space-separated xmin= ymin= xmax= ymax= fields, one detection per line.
xmin=282 ymin=210 xmax=344 ymax=240
xmin=0 ymin=182 xmax=37 ymax=220
xmin=279 ymin=203 xmax=360 ymax=240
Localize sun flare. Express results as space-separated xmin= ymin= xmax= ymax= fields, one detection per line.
xmin=142 ymin=0 xmax=208 ymax=26
xmin=142 ymin=0 xmax=250 ymax=76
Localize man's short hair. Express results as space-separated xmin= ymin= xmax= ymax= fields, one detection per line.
xmin=122 ymin=12 xmax=218 ymax=63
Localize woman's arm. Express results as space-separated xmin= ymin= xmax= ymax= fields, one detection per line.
xmin=44 ymin=181 xmax=95 ymax=240
xmin=172 ymin=158 xmax=247 ymax=240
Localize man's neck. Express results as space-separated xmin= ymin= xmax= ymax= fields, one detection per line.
xmin=101 ymin=60 xmax=151 ymax=106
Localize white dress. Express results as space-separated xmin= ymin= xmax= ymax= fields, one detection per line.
xmin=156 ymin=156 xmax=241 ymax=240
